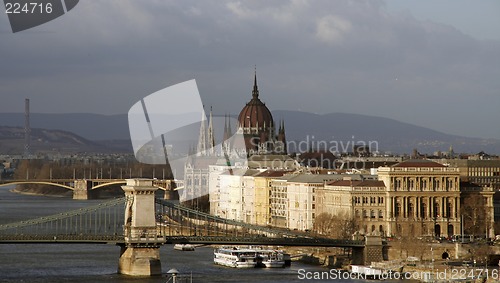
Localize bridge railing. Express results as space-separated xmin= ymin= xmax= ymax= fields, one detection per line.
xmin=0 ymin=197 xmax=126 ymax=240
xmin=155 ymin=199 xmax=365 ymax=246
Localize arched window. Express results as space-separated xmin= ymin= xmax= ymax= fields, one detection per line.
xmin=421 ymin=203 xmax=427 ymax=219
xmin=395 ymin=203 xmax=401 ymax=217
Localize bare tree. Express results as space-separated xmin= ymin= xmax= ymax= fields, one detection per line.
xmin=313 ymin=212 xmax=357 ymax=239
xmin=462 ymin=194 xmax=488 ymax=237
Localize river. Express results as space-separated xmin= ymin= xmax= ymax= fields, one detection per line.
xmin=0 ymin=186 xmax=405 ymax=283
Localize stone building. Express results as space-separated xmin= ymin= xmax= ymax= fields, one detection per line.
xmin=377 ymin=159 xmax=461 ymax=237
xmin=319 ymin=179 xmax=387 ymax=235
xmin=216 ymin=168 xmax=262 ymax=221
xmin=270 ymin=174 xmax=341 ymax=230
xmin=444 ymin=159 xmax=500 ymax=190
xmin=253 ymin=170 xmax=291 ymax=226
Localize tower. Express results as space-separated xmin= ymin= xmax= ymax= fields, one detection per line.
xmin=277 ymin=120 xmax=287 ymax=154
xmin=196 ymin=107 xmax=207 ymax=156
xmin=237 ymin=68 xmax=286 ymax=155
xmin=222 ymin=114 xmax=232 ymax=154
xmin=24 ymin=98 xmax=31 ymax=157
xmin=207 ymin=107 xmax=215 ymax=155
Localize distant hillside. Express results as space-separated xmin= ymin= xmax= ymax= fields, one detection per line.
xmin=274 ymin=110 xmax=500 ymax=154
xmin=0 ymin=113 xmax=129 ymax=140
xmin=0 ymin=112 xmax=499 ymax=154
xmin=0 ymin=126 xmax=130 ymax=154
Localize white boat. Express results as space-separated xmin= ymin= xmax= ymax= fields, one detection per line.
xmin=174 ymin=244 xmax=195 ymax=251
xmin=256 ymin=250 xmax=286 ymax=268
xmin=350 ymin=265 xmax=385 ymax=279
xmin=213 ymin=248 xmax=258 ymax=268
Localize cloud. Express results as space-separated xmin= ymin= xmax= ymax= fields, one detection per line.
xmin=0 ymin=0 xmax=499 ymax=139
xmin=315 ymin=15 xmax=352 ymax=44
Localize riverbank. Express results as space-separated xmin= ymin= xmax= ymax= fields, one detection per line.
xmin=281 ymin=246 xmax=350 ymax=268
xmin=10 ymin=184 xmax=123 ymax=199
xmin=10 ymin=186 xmax=71 ymax=197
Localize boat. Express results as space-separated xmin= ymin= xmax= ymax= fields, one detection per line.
xmin=174 ymin=244 xmax=195 ymax=251
xmin=213 ymin=248 xmax=258 ymax=268
xmin=350 ymin=265 xmax=386 ymax=279
xmin=256 ymin=250 xmax=286 ymax=268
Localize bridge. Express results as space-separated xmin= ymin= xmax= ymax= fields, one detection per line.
xmin=0 ymin=179 xmax=384 ymax=276
xmin=0 ymin=178 xmax=178 ymax=200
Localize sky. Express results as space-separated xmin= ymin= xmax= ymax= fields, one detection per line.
xmin=0 ymin=0 xmax=499 ymax=139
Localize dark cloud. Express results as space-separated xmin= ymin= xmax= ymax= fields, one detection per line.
xmin=0 ymin=0 xmax=499 ymax=139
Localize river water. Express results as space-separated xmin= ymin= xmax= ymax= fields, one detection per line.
xmin=0 ymin=186 xmax=405 ymax=283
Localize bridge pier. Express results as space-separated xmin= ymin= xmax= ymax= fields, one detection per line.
xmin=352 ymin=235 xmax=383 ymax=265
xmin=118 ymin=179 xmax=163 ymax=276
xmin=73 ymin=180 xmax=92 ymax=200
xmin=162 ymin=180 xmax=177 ymax=200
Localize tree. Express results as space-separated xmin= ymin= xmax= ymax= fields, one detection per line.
xmin=313 ymin=212 xmax=357 ymax=239
xmin=462 ymin=193 xmax=489 ymax=237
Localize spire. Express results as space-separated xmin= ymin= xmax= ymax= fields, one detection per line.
xmin=208 ymin=106 xmax=215 ymax=155
xmin=223 ymin=113 xmax=233 ymax=153
xmin=252 ymin=66 xmax=259 ymax=99
xmin=223 ymin=113 xmax=229 ymax=141
xmin=277 ymin=119 xmax=287 ymax=154
xmin=197 ymin=106 xmax=207 ymax=156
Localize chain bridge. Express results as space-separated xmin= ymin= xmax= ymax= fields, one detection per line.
xmin=0 ymin=179 xmax=383 ymax=276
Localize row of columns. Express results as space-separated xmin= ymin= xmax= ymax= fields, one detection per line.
xmin=387 ymin=195 xmax=460 ymax=220
xmin=391 ymin=176 xmax=459 ymax=191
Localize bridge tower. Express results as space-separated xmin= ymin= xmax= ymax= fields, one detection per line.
xmin=118 ymin=179 xmax=163 ymax=276
xmin=351 ymin=234 xmax=384 ymax=265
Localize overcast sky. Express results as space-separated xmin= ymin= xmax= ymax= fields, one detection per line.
xmin=0 ymin=0 xmax=499 ymax=139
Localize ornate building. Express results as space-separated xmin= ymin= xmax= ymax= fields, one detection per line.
xmin=237 ymin=70 xmax=286 ymax=156
xmin=185 ymin=70 xmax=288 ymax=209
xmin=320 ymin=179 xmax=387 ymax=235
xmin=377 ymin=159 xmax=462 ymax=237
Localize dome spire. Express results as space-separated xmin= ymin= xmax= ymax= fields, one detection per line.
xmin=252 ymin=65 xmax=259 ymax=99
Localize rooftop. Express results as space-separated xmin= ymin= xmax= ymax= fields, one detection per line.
xmin=327 ymin=180 xmax=385 ymax=187
xmin=392 ymin=159 xmax=447 ymax=168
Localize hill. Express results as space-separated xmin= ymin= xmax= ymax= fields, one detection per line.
xmin=0 ymin=126 xmax=130 ymax=154
xmin=273 ymin=111 xmax=500 ymax=154
xmin=0 ymin=112 xmax=499 ymax=154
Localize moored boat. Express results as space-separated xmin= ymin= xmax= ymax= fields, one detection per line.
xmin=256 ymin=250 xmax=286 ymax=268
xmin=174 ymin=244 xmax=195 ymax=251
xmin=213 ymin=248 xmax=257 ymax=268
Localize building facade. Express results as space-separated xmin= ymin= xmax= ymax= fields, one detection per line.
xmin=377 ymin=159 xmax=461 ymax=237
xmin=319 ymin=179 xmax=387 ymax=235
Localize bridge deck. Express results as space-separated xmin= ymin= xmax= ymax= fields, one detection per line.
xmin=0 ymin=235 xmax=364 ymax=247
xmin=0 ymin=197 xmax=365 ymax=247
